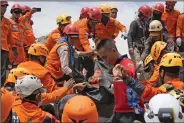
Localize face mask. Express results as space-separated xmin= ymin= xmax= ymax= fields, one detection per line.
xmin=101 ymin=14 xmax=109 ymax=25
xmin=152 ymin=13 xmax=162 ymax=20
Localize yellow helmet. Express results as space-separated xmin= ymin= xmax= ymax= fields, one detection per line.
xmin=28 ymin=43 xmax=49 ymax=57
xmin=169 ymin=89 xmax=184 ymax=107
xmin=144 ymin=54 xmax=154 ymax=66
xmin=56 ymin=14 xmax=72 ymax=25
xmin=159 ymin=53 xmax=183 ymax=68
xmin=151 ymin=41 xmax=167 ymax=61
xmin=99 ymin=4 xmax=111 ymax=13
xmin=149 ymin=20 xmax=163 ymax=32
xmin=110 ymin=5 xmax=118 ymax=11
xmin=7 ymin=68 xmax=31 ymax=83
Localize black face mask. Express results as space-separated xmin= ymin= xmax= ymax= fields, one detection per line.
xmin=101 ymin=14 xmax=109 ymax=26
xmin=152 ymin=13 xmax=162 ymax=20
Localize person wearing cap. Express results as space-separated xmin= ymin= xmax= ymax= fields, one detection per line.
xmin=74 ymin=7 xmax=102 ymax=79
xmin=1 ymin=1 xmax=13 ymax=85
xmin=110 ymin=5 xmax=118 ymax=19
xmin=44 ymin=14 xmax=72 ymax=52
xmin=127 ymin=5 xmax=152 ymax=74
xmin=95 ymin=4 xmax=127 ymax=43
xmin=45 ymin=24 xmax=87 ymax=91
xmin=12 ymin=75 xmax=61 ymax=123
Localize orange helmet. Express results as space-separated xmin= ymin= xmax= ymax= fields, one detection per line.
xmin=6 ymin=68 xmax=31 ymax=85
xmin=88 ymin=7 xmax=102 ymax=22
xmin=1 ymin=1 xmax=8 ymax=6
xmin=11 ymin=4 xmax=22 ymax=13
xmin=80 ymin=7 xmax=90 ymax=19
xmin=1 ymin=88 xmax=14 ymax=122
xmin=63 ymin=24 xmax=79 ymax=37
xmin=28 ymin=43 xmax=49 ymax=57
xmin=151 ymin=41 xmax=167 ymax=61
xmin=21 ymin=5 xmax=31 ymax=12
xmin=153 ymin=3 xmax=164 ymax=13
xmin=62 ymin=95 xmax=98 ymax=122
xmin=99 ymin=4 xmax=111 ymax=14
xmin=138 ymin=5 xmax=152 ymax=17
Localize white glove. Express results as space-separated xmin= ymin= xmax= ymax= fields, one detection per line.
xmin=74 ymin=50 xmax=80 ymax=58
xmin=121 ymin=32 xmax=128 ymax=40
xmin=176 ymin=38 xmax=182 ymax=46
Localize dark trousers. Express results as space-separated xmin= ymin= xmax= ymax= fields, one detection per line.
xmin=109 ymin=112 xmax=145 ymax=123
xmin=1 ymin=50 xmax=8 ymax=86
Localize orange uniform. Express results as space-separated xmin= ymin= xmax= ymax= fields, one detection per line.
xmin=162 ymin=10 xmax=180 ymax=40
xmin=8 ymin=17 xmax=26 ymax=65
xmin=12 ymin=102 xmax=59 ymax=123
xmin=141 ymin=78 xmax=184 ymax=101
xmin=74 ymin=18 xmax=92 ymax=51
xmin=17 ymin=61 xmax=57 ymax=93
xmin=147 ymin=65 xmax=160 ymax=86
xmin=44 ymin=28 xmax=62 ymax=52
xmin=19 ymin=12 xmax=35 ymax=47
xmin=95 ymin=17 xmax=126 ymax=40
xmin=1 ymin=17 xmax=12 ymax=52
xmin=176 ymin=14 xmax=184 ymax=41
xmin=45 ymin=42 xmax=66 ymax=80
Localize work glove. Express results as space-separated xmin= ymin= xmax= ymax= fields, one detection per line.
xmin=121 ymin=32 xmax=128 ymax=40
xmin=176 ymin=38 xmax=182 ymax=47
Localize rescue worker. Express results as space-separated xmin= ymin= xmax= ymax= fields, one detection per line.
xmin=13 ymin=75 xmax=60 ymax=123
xmin=146 ymin=41 xmax=168 ymax=87
xmin=21 ymin=5 xmax=36 ymax=52
xmin=127 ymin=5 xmax=152 ymax=72
xmin=162 ymin=1 xmax=180 ymax=41
xmin=114 ymin=52 xmax=184 ymax=102
xmin=44 ymin=14 xmax=72 ymax=52
xmin=95 ymin=4 xmax=127 ymax=43
xmin=1 ymin=88 xmax=14 ymax=123
xmin=110 ymin=5 xmax=118 ymax=19
xmin=1 ymin=1 xmax=13 ymax=85
xmin=17 ymin=43 xmax=57 ymax=93
xmin=141 ymin=20 xmax=172 ymax=60
xmin=45 ymin=24 xmax=87 ymax=89
xmin=96 ymin=39 xmax=145 ymax=123
xmin=61 ymin=95 xmax=98 ymax=122
xmin=145 ymin=3 xmax=172 ymax=43
xmin=141 ymin=54 xmax=155 ymax=81
xmin=74 ymin=7 xmax=102 ymax=79
xmin=144 ymin=94 xmax=184 ymax=123
xmin=176 ymin=13 xmax=184 ymax=52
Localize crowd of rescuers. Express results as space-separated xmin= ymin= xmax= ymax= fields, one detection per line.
xmin=1 ymin=0 xmax=184 ymax=123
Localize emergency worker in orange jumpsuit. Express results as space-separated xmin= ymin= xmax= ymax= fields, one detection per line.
xmin=21 ymin=5 xmax=36 ymax=53
xmin=114 ymin=52 xmax=184 ymax=102
xmin=1 ymin=88 xmax=14 ymax=123
xmin=1 ymin=1 xmax=13 ymax=85
xmin=176 ymin=13 xmax=184 ymax=52
xmin=45 ymin=24 xmax=87 ymax=90
xmin=95 ymin=4 xmax=127 ymax=42
xmin=162 ymin=1 xmax=180 ymax=42
xmin=44 ymin=14 xmax=72 ymax=52
xmin=74 ymin=7 xmax=102 ymax=79
xmin=75 ymin=7 xmax=90 ymax=25
xmin=13 ymin=75 xmax=61 ymax=123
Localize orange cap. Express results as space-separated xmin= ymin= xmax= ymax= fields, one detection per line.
xmin=1 ymin=88 xmax=14 ymax=122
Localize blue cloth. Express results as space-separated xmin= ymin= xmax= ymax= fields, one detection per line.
xmin=126 ymin=87 xmax=144 ymax=114
xmin=57 ymin=37 xmax=75 ymax=65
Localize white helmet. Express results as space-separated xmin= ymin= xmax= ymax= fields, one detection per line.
xmin=15 ymin=75 xmax=46 ymax=98
xmin=144 ymin=94 xmax=184 ymax=123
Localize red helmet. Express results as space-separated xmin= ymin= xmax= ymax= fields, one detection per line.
xmin=88 ymin=7 xmax=102 ymax=22
xmin=1 ymin=1 xmax=8 ymax=6
xmin=80 ymin=7 xmax=90 ymax=19
xmin=22 ymin=5 xmax=31 ymax=12
xmin=166 ymin=1 xmax=177 ymax=6
xmin=138 ymin=5 xmax=152 ymax=17
xmin=11 ymin=4 xmax=22 ymax=13
xmin=153 ymin=3 xmax=164 ymax=13
xmin=63 ymin=24 xmax=79 ymax=37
